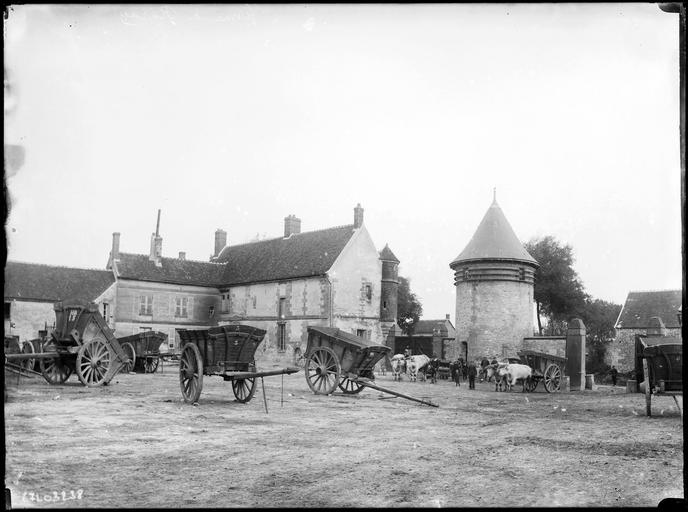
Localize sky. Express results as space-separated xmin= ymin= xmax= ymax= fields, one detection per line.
xmin=4 ymin=3 xmax=683 ymax=321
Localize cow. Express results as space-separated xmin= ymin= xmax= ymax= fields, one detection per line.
xmin=495 ymin=365 xmax=510 ymax=392
xmin=406 ymin=354 xmax=430 ymax=382
xmin=391 ymin=354 xmax=406 ymax=381
xmin=503 ymin=363 xmax=533 ymax=392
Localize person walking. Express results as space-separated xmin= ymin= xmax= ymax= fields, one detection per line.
xmin=609 ymin=366 xmax=618 ymax=386
xmin=467 ymin=361 xmax=477 ymax=389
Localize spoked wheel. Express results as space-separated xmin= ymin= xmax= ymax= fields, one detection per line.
xmin=76 ymin=337 xmax=114 ymax=387
xmin=144 ymin=356 xmax=160 ymax=374
xmin=232 ymin=378 xmax=257 ymax=403
xmin=20 ymin=340 xmax=36 ymax=372
xmin=40 ymin=340 xmax=72 ymax=384
xmin=524 ymin=376 xmax=538 ymax=392
xmin=543 ymin=364 xmax=562 ymax=393
xmin=179 ymin=343 xmax=203 ymax=403
xmin=305 ymin=346 xmax=341 ymax=395
xmin=121 ymin=342 xmax=136 ymax=373
xmin=338 ymin=376 xmax=365 ymax=394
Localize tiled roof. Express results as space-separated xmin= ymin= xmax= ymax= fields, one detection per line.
xmin=114 ymin=253 xmax=225 ymax=287
xmin=450 ymin=199 xmax=537 ymax=267
xmin=4 ymin=261 xmax=115 ymax=303
xmin=216 ymin=225 xmax=356 ymax=286
xmin=379 ymin=244 xmax=400 ymax=263
xmin=412 ymin=319 xmax=457 ymax=337
xmin=615 ymin=290 xmax=682 ymax=329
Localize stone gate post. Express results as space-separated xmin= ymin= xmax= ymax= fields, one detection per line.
xmin=566 ymin=318 xmax=586 ymax=391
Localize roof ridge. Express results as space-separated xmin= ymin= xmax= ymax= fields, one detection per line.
xmin=118 ymin=252 xmax=225 ymax=266
xmin=227 ymin=224 xmax=355 ymax=249
xmin=6 ymin=260 xmax=111 ymax=273
xmin=628 ymin=289 xmax=682 ymax=294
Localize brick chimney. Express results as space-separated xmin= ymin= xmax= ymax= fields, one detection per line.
xmin=178 ymin=251 xmax=186 ymax=261
xmin=284 ymin=214 xmax=301 ymax=238
xmin=354 ymin=203 xmax=364 ymax=228
xmin=148 ymin=209 xmax=163 ymax=266
xmin=213 ymin=229 xmax=227 ymax=260
xmin=111 ymin=232 xmax=120 ymax=261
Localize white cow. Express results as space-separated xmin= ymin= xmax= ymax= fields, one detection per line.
xmin=406 ymin=354 xmax=430 ymax=382
xmin=504 ymin=363 xmax=533 ymax=392
xmin=391 ymin=354 xmax=406 ymax=381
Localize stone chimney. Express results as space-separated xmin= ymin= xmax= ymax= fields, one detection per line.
xmin=178 ymin=251 xmax=186 ymax=261
xmin=213 ymin=229 xmax=227 ymax=260
xmin=148 ymin=210 xmax=163 ymax=266
xmin=284 ymin=214 xmax=301 ymax=238
xmin=647 ymin=316 xmax=667 ymax=337
xmin=354 ymin=203 xmax=364 ymax=228
xmin=111 ymin=232 xmax=120 ymax=261
xmin=446 ymin=314 xmax=451 ymax=321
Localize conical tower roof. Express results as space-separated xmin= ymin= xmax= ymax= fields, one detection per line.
xmin=450 ymin=197 xmax=537 ymax=267
xmin=379 ymin=243 xmax=400 ymax=263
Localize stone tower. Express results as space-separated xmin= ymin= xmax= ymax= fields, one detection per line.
xmin=449 ymin=194 xmax=539 ymax=362
xmin=379 ymin=243 xmax=400 ymax=347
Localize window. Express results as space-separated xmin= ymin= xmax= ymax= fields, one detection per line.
xmin=277 ymin=323 xmax=286 ymax=351
xmin=383 ymin=300 xmax=388 ymax=310
xmin=140 ymin=326 xmax=152 ymax=332
xmin=518 ymin=267 xmax=526 ymax=281
xmin=208 ymin=305 xmax=215 ymax=318
xmin=278 ymin=298 xmax=286 ymax=319
xmin=221 ymin=293 xmax=229 ymax=313
xmin=4 ymin=302 xmax=11 ymax=320
xmin=365 ymin=284 xmax=372 ymax=302
xmin=463 ymin=268 xmax=470 ymax=281
xmin=139 ymin=295 xmax=153 ymax=315
xmin=252 ymin=296 xmax=257 ymax=309
xmin=175 ymin=297 xmax=188 ymax=318
xmin=102 ymin=303 xmax=109 ymax=324
xmin=356 ymin=329 xmax=368 ymax=340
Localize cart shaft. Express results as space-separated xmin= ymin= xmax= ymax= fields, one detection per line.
xmin=354 ymin=378 xmax=439 ymax=407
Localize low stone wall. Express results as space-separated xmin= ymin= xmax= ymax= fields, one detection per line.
xmin=522 ymin=336 xmax=566 ymax=359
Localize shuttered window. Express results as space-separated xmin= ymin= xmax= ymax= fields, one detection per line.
xmin=139 ymin=295 xmax=153 ymax=315
xmin=175 ymin=297 xmax=188 ymax=318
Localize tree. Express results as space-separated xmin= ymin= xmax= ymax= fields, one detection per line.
xmin=396 ymin=276 xmax=423 ymax=338
xmin=580 ymin=298 xmax=622 ymax=374
xmin=524 ymin=236 xmax=589 ymax=335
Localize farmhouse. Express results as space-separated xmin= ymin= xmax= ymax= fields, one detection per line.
xmin=607 ymin=289 xmax=682 ymax=372
xmin=5 ymin=204 xmax=399 ymax=367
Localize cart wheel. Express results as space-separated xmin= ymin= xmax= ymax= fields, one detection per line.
xmin=305 ymin=346 xmax=341 ymax=395
xmin=180 ymin=343 xmax=203 ymax=403
xmin=543 ymin=364 xmax=562 ymax=393
xmin=232 ymin=378 xmax=256 ymax=403
xmin=121 ymin=342 xmax=136 ymax=373
xmin=39 ymin=340 xmax=72 ymax=384
xmin=144 ymin=356 xmax=160 ymax=374
xmin=76 ymin=337 xmax=113 ymax=387
xmin=20 ymin=340 xmax=36 ymax=372
xmin=524 ymin=376 xmax=538 ymax=392
xmin=338 ymin=377 xmax=365 ymax=394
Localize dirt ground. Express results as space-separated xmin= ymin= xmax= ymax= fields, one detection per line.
xmin=4 ymin=363 xmax=684 ymax=508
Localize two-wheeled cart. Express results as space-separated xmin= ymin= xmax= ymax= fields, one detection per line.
xmin=176 ymin=325 xmax=300 ymax=404
xmin=641 ymin=341 xmax=682 ymax=417
xmin=116 ymin=330 xmax=168 ymax=373
xmin=517 ymin=349 xmax=567 ymax=392
xmin=304 ymin=327 xmax=438 ymax=407
xmin=4 ymin=302 xmax=131 ymax=386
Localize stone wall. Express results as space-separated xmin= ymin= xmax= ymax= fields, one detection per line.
xmin=606 ymin=328 xmax=682 ymax=372
xmin=454 ymin=279 xmax=535 ymax=362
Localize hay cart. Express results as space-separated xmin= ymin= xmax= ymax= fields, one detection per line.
xmin=176 ymin=325 xmax=300 ymax=404
xmin=641 ymin=341 xmax=682 ymax=417
xmin=4 ymin=302 xmax=131 ymax=386
xmin=304 ymin=327 xmax=438 ymax=407
xmin=517 ymin=349 xmax=567 ymax=393
xmin=115 ymin=330 xmax=168 ymax=373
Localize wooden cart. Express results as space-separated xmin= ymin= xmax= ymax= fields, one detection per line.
xmin=641 ymin=341 xmax=682 ymax=417
xmin=176 ymin=325 xmax=300 ymax=404
xmin=304 ymin=327 xmax=438 ymax=406
xmin=5 ymin=302 xmax=131 ymax=386
xmin=116 ymin=331 xmax=168 ymax=373
xmin=4 ymin=335 xmax=38 ymax=374
xmin=517 ymin=349 xmax=567 ymax=393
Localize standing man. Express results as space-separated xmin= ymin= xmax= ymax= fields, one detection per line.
xmin=609 ymin=366 xmax=618 ymax=387
xmin=467 ymin=361 xmax=477 ymax=390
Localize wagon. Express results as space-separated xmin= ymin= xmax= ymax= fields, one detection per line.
xmin=176 ymin=325 xmax=300 ymax=404
xmin=116 ymin=331 xmax=168 ymax=373
xmin=517 ymin=349 xmax=567 ymax=393
xmin=304 ymin=327 xmax=438 ymax=406
xmin=5 ymin=302 xmax=131 ymax=386
xmin=640 ymin=340 xmax=682 ymax=417
xmin=4 ymin=335 xmax=38 ymax=374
